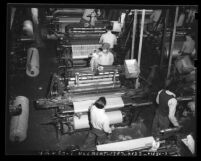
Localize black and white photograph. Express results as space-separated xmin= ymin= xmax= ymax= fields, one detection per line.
xmin=5 ymin=4 xmax=197 ymax=156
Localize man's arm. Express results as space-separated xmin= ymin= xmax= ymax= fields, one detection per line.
xmin=88 ymin=104 xmax=94 ymax=111
xmin=103 ymin=117 xmax=112 ymax=134
xmin=110 ymin=53 xmax=114 ymax=65
xmin=156 ymin=90 xmax=163 ymax=104
xmin=99 ymin=35 xmax=103 ymax=44
xmin=113 ymin=35 xmax=117 ymax=45
xmin=168 ymin=98 xmax=179 ymax=127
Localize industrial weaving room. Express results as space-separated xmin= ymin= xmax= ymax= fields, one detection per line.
xmin=6 ymin=4 xmax=197 ymax=156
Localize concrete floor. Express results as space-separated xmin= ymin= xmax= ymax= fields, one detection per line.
xmin=6 ymin=39 xmax=156 ymax=155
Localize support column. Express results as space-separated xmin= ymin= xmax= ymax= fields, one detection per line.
xmin=131 ymin=10 xmax=137 ymax=59
xmin=160 ymin=9 xmax=169 ymax=69
xmin=135 ymin=9 xmax=145 ymax=89
xmin=166 ymin=6 xmax=179 ymax=79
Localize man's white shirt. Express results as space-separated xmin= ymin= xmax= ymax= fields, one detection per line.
xmin=90 ymin=51 xmax=114 ymax=67
xmin=99 ymin=31 xmax=117 ymax=49
xmin=90 ymin=105 xmax=112 ymax=133
xmin=97 ymin=51 xmax=114 ymax=65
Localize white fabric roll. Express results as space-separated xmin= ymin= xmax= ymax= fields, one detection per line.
xmin=74 ymin=110 xmax=123 ymax=130
xmin=23 ymin=20 xmax=33 ymax=36
xmin=10 ymin=96 xmax=29 ymax=142
xmin=97 ymin=136 xmax=155 ymax=151
xmin=73 ymin=96 xmax=124 ymax=113
xmin=26 ymin=47 xmax=40 ymax=77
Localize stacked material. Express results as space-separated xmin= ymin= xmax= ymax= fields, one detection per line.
xmin=124 ymin=59 xmax=140 ymax=78
xmin=71 ymin=44 xmax=101 ymax=59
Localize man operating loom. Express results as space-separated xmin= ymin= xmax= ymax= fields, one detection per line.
xmin=80 ymin=97 xmax=113 ymax=151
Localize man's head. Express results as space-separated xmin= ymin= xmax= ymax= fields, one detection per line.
xmin=164 ymin=78 xmax=180 ymax=97
xmin=102 ymin=43 xmax=110 ymax=53
xmin=94 ymin=97 xmax=106 ymax=109
xmin=106 ymin=25 xmax=113 ymax=31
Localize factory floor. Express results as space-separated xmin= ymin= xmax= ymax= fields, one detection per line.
xmin=5 ymin=40 xmax=163 ymax=154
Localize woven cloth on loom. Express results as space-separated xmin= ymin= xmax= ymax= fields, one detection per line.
xmin=72 ymin=44 xmax=101 ymax=59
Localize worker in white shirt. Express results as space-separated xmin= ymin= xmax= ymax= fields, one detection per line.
xmin=99 ymin=25 xmax=117 ymax=51
xmin=152 ymin=88 xmax=181 ymax=136
xmin=97 ymin=43 xmax=114 ymax=65
xmin=90 ymin=43 xmax=114 ymax=72
xmin=80 ymin=97 xmax=113 ymax=151
xmin=179 ymin=33 xmax=195 ymax=57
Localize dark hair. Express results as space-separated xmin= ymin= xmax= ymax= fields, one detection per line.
xmin=94 ymin=97 xmax=106 ymax=109
xmin=164 ymin=80 xmax=180 ymax=96
xmin=106 ymin=25 xmax=113 ymax=31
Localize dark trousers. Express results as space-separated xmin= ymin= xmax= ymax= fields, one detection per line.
xmin=81 ymin=128 xmax=108 ymax=151
xmin=152 ymin=109 xmax=170 ymax=136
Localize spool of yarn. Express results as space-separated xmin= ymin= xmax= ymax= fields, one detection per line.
xmin=26 ymin=47 xmax=40 ymax=77
xmin=23 ymin=20 xmax=33 ymax=36
xmin=9 ymin=96 xmax=29 ymax=142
